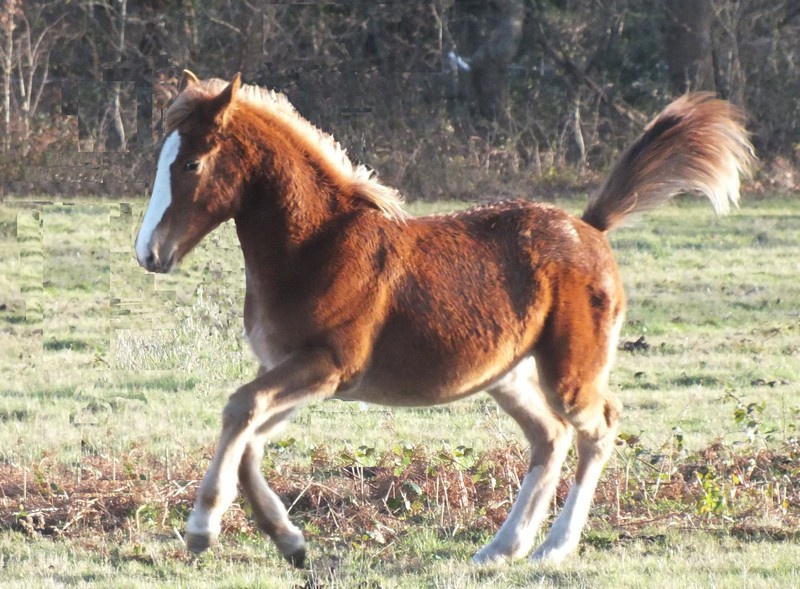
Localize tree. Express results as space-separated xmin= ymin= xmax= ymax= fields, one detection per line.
xmin=664 ymin=0 xmax=716 ymax=94
xmin=454 ymin=0 xmax=524 ymax=128
xmin=0 ymin=0 xmax=70 ymax=152
xmin=0 ymin=0 xmax=21 ymax=152
xmin=13 ymin=2 xmax=68 ymax=145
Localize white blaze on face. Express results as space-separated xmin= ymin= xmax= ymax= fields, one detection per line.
xmin=135 ymin=131 xmax=181 ymax=266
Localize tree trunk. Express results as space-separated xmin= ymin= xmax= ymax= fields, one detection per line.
xmin=1 ymin=0 xmax=17 ymax=152
xmin=468 ymin=0 xmax=524 ymax=127
xmin=109 ymin=0 xmax=127 ymax=150
xmin=664 ymin=0 xmax=716 ymax=94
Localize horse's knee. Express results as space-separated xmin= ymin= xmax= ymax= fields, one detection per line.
xmin=222 ymin=386 xmax=262 ymax=427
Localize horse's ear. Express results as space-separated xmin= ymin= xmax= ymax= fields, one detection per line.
xmin=179 ymin=69 xmax=200 ymax=92
xmin=208 ymin=73 xmax=241 ymax=127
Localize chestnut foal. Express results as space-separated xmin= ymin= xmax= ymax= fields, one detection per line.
xmin=135 ymin=71 xmax=754 ymax=567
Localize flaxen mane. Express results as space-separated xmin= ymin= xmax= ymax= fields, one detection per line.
xmin=165 ymin=78 xmax=407 ymax=222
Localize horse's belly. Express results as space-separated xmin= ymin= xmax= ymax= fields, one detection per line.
xmin=337 ymin=345 xmax=520 ymax=407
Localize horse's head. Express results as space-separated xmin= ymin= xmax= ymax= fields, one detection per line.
xmin=135 ymin=71 xmax=243 ymax=273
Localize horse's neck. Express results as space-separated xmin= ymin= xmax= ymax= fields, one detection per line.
xmin=233 ymin=165 xmax=341 ymax=289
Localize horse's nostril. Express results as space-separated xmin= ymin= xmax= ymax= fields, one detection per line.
xmin=145 ymin=251 xmax=158 ymax=270
xmin=142 ymin=248 xmax=175 ymax=273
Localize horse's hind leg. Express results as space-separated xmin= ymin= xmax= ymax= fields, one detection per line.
xmin=473 ymin=358 xmax=573 ymax=563
xmin=529 ymin=300 xmax=624 ymax=563
xmin=530 ymin=390 xmax=620 ymax=563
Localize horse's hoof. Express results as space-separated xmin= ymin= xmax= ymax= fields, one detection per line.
xmin=472 ymin=548 xmax=505 ymax=565
xmin=185 ymin=532 xmax=218 ymax=554
xmin=529 ymin=544 xmax=570 ymax=564
xmin=284 ymin=546 xmax=306 ymax=569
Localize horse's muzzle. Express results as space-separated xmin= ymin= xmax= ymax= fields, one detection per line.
xmin=139 ymin=247 xmax=176 ymax=274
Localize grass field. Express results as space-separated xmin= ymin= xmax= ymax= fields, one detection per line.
xmin=0 ymin=193 xmax=798 ymax=588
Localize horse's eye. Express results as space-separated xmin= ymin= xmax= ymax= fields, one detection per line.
xmin=184 ymin=161 xmax=201 ymax=172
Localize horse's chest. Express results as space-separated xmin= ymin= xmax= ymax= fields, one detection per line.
xmin=243 ymin=322 xmax=281 ymax=370
xmin=243 ymin=289 xmax=288 ymax=370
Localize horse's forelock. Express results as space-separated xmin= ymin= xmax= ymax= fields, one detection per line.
xmin=164 ymin=79 xmax=230 ymax=134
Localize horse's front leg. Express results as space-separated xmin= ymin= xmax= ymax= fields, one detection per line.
xmin=184 ymin=349 xmax=341 ymax=560
xmin=237 ymin=410 xmax=306 ymax=567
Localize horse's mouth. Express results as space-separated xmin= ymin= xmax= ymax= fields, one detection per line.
xmin=140 ymin=247 xmax=177 ymax=274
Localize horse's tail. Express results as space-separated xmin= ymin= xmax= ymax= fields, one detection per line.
xmin=582 ymin=93 xmax=756 ymax=233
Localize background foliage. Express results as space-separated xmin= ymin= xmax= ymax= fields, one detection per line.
xmin=1 ymin=0 xmax=799 ymax=200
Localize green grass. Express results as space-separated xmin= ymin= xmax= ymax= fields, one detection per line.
xmin=0 ymin=193 xmax=799 ymax=587
xmin=1 ymin=529 xmax=798 ymax=588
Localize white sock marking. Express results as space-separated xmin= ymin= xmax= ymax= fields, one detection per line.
xmin=474 ymin=465 xmax=559 ymax=563
xmin=547 ymin=483 xmax=587 ymax=542
xmin=487 ymin=467 xmax=542 ymax=548
xmin=185 ymin=506 xmax=220 ymax=538
xmin=532 ymin=480 xmax=595 ymax=562
xmin=135 ymin=131 xmax=181 ymax=265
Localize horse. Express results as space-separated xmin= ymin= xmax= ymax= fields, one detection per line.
xmin=134 ymin=70 xmax=754 ymax=568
